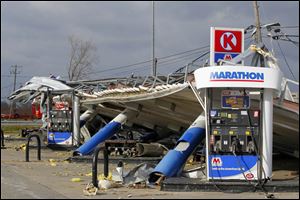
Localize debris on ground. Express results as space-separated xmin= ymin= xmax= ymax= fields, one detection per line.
xmin=123 ymin=162 xmax=155 ymax=187
xmin=182 ymin=166 xmax=206 ymax=179
xmin=83 ymin=182 xmax=98 ymax=196
xmin=99 ymin=179 xmax=112 ymax=189
xmin=71 ymin=177 xmax=82 ymax=182
xmin=98 ymin=172 xmax=113 ymax=181
xmin=153 ymin=173 xmax=165 ymax=185
xmin=15 ymin=143 xmax=26 ymax=151
xmin=97 ymin=171 xmax=123 ymax=190
xmin=128 ymin=181 xmax=147 ymax=189
xmin=48 ymin=159 xmax=57 ymax=166
xmin=85 ymin=172 xmax=93 ymax=177
xmin=112 ymin=161 xmax=124 ymax=183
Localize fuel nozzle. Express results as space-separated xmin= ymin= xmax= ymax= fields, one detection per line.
xmin=231 ymin=137 xmax=240 ymax=153
xmin=214 ymin=140 xmax=222 ymax=154
xmin=247 ymin=141 xmax=255 ymax=154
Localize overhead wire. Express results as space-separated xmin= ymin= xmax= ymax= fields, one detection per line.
xmin=111 ymin=65 xmax=151 ymax=77
xmin=158 ymin=49 xmax=209 ymax=66
xmin=279 ymin=26 xmax=299 ymax=29
xmin=276 ymin=40 xmax=297 ymax=81
xmin=144 ymin=36 xmax=252 ymax=73
xmin=1 ymin=84 xmax=12 ymax=90
xmin=157 ymin=45 xmax=210 ymax=60
xmin=89 ymin=45 xmax=211 ymax=75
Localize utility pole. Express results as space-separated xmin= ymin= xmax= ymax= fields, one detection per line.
xmin=252 ymin=1 xmax=265 ymax=67
xmin=152 ymin=1 xmax=157 ymax=77
xmin=9 ymin=65 xmax=22 ymax=117
xmin=11 ymin=65 xmax=21 ymax=91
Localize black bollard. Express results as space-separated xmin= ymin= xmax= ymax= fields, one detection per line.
xmin=25 ymin=134 xmax=41 ymax=162
xmin=1 ymin=129 xmax=5 ymax=147
xmin=92 ymin=144 xmax=101 ymax=188
xmin=92 ymin=144 xmax=110 ymax=188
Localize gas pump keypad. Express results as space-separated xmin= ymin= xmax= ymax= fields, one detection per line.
xmin=49 ymin=110 xmax=72 ymax=132
xmin=210 ymin=109 xmax=259 ymax=154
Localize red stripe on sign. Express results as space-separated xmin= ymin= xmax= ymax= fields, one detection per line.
xmin=210 ymin=80 xmax=264 ymax=82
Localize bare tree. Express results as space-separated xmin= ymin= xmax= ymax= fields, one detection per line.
xmin=67 ymin=35 xmax=98 ymax=81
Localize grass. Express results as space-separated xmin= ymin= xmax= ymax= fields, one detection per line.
xmin=1 ymin=125 xmax=41 ymax=136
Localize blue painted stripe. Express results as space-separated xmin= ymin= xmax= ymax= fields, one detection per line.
xmin=149 ymin=127 xmax=205 ymax=182
xmin=75 ymin=121 xmax=121 ymax=155
xmin=208 ymin=155 xmax=258 ymax=178
xmin=48 ymin=131 xmax=72 ymax=144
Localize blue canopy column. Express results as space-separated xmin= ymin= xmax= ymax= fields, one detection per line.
xmin=79 ymin=109 xmax=97 ymax=128
xmin=73 ymin=109 xmax=137 ymax=156
xmin=149 ymin=112 xmax=206 ymax=183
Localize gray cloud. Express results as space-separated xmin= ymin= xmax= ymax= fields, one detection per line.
xmin=1 ymin=1 xmax=299 ymax=98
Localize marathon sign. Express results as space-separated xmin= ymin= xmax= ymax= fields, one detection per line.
xmin=210 ymin=71 xmax=264 ymax=82
xmin=194 ymin=65 xmax=283 ymax=90
xmin=210 ymin=27 xmax=244 ymax=65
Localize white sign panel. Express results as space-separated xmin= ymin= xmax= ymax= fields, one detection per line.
xmin=210 ymin=27 xmax=244 ymax=66
xmin=194 ymin=66 xmax=283 ymax=90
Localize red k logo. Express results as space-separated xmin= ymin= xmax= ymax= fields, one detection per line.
xmin=220 ymin=32 xmax=237 ymax=51
xmin=215 ymin=30 xmax=242 ymax=53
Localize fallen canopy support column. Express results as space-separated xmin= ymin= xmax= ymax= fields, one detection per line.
xmin=73 ymin=109 xmax=137 ymax=156
xmin=79 ymin=108 xmax=97 ymax=128
xmin=149 ymin=112 xmax=206 ymax=183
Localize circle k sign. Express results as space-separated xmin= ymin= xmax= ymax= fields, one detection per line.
xmin=214 ymin=29 xmax=243 ymax=53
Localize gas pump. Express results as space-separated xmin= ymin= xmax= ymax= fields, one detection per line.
xmin=194 ymin=65 xmax=283 ymax=181
xmin=46 ymin=90 xmax=78 ymax=148
xmin=207 ymin=88 xmax=261 ymax=180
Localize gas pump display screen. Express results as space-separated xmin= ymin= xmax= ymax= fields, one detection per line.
xmin=221 ymin=90 xmax=250 ymax=109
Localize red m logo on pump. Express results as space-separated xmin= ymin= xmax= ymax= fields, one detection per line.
xmin=211 ymin=157 xmax=222 ymax=167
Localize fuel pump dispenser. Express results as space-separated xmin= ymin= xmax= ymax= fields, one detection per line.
xmin=207 ymin=88 xmax=261 ymax=180
xmin=194 ymin=65 xmax=283 ymax=181
xmin=46 ymin=90 xmax=79 ymax=148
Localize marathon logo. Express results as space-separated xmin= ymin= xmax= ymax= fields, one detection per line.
xmin=211 ymin=157 xmax=222 ymax=167
xmin=210 ymin=71 xmax=264 ymax=82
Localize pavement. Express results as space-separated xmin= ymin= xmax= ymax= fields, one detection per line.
xmin=1 ymin=139 xmax=299 ymax=199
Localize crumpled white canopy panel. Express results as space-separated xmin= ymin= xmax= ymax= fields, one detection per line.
xmin=8 ymin=76 xmax=72 ymax=102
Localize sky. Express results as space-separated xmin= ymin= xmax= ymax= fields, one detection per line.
xmin=1 ymin=1 xmax=299 ymax=99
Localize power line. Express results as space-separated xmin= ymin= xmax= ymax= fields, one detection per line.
xmin=158 ymin=49 xmax=209 ymax=65
xmin=1 ymin=84 xmax=12 ymax=90
xmin=1 ymin=75 xmax=33 ymax=78
xmin=157 ymin=45 xmax=210 ymax=60
xmin=91 ymin=59 xmax=153 ymax=74
xmin=280 ymin=26 xmax=299 ymax=29
xmin=111 ymin=65 xmax=150 ymax=77
xmin=10 ymin=65 xmax=22 ymax=92
xmin=90 ymin=45 xmax=210 ymax=75
xmin=9 ymin=65 xmax=22 ymax=116
xmin=276 ymin=40 xmax=297 ymax=81
xmin=93 ymin=37 xmax=254 ymax=77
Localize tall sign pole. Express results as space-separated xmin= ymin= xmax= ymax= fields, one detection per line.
xmin=152 ymin=1 xmax=157 ymax=76
xmin=253 ymin=1 xmax=272 ymax=180
xmin=252 ymin=1 xmax=265 ymax=67
xmin=253 ymin=1 xmax=262 ymax=44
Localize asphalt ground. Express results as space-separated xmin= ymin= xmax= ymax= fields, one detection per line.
xmin=1 ymin=139 xmax=299 ymax=199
